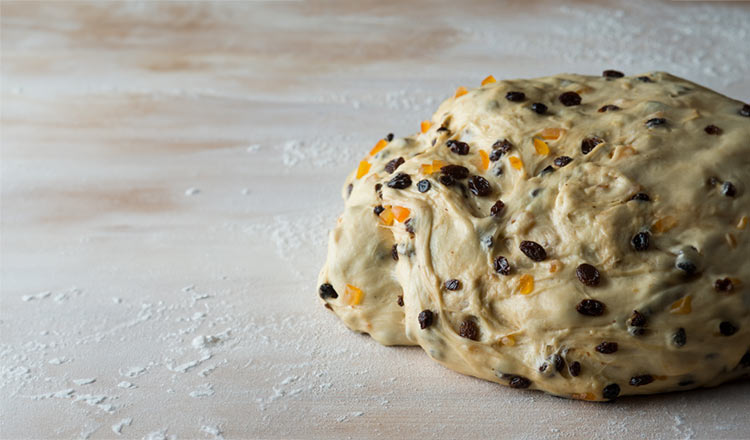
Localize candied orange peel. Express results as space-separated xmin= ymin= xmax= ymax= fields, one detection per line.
xmin=391 ymin=206 xmax=411 ymax=223
xmin=653 ymin=216 xmax=678 ymax=233
xmin=519 ymin=274 xmax=534 ymax=295
xmin=738 ymin=215 xmax=748 ymax=230
xmin=501 ymin=335 xmax=516 ymax=346
xmin=508 ymin=156 xmax=524 ymax=171
xmin=420 ymin=159 xmax=447 ymax=174
xmin=356 ymin=160 xmax=371 ymax=179
xmin=343 ymin=284 xmax=363 ymax=306
xmin=454 ymin=86 xmax=468 ymax=98
xmin=669 ymin=295 xmax=692 ymax=315
xmin=478 ymin=150 xmax=490 ymax=171
xmin=379 ymin=207 xmax=395 ymax=226
xmin=369 ymin=139 xmax=388 ymax=156
xmin=537 ymin=127 xmax=566 ymax=140
xmin=421 ymin=120 xmax=432 ymax=134
xmin=533 ymin=138 xmax=550 ymax=156
xmin=481 ymin=75 xmax=496 ymax=86
xmin=572 ymin=393 xmax=596 ymax=401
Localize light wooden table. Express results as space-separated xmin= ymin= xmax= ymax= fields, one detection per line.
xmin=2 ymin=1 xmax=749 ymax=439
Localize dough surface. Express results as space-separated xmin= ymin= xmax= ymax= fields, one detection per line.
xmin=318 ymin=72 xmax=750 ymax=400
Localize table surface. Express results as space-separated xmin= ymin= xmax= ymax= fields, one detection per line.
xmin=2 ymin=1 xmax=750 ymax=439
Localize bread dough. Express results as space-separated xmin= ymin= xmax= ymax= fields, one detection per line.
xmin=318 ymin=72 xmax=750 ymax=400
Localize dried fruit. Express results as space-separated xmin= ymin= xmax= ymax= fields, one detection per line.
xmin=505 ymin=91 xmax=525 ymax=102
xmin=598 ymin=104 xmax=620 ymax=112
xmin=629 ymin=375 xmax=654 ymax=386
xmin=581 ymin=137 xmax=603 ymax=155
xmin=630 ymin=310 xmax=647 ymax=327
xmin=722 ymin=182 xmax=737 ymax=197
xmin=454 ymin=86 xmax=468 ymax=98
xmin=445 ymin=279 xmax=461 ymax=291
xmin=439 ymin=175 xmax=455 ymax=186
xmin=417 ymin=179 xmax=431 ymax=193
xmin=559 ymin=91 xmax=582 ymax=106
xmin=740 ymin=104 xmax=750 ymax=117
xmin=421 ymin=120 xmax=432 ymax=134
xmin=645 ymin=118 xmax=667 ymax=128
xmin=387 ymin=173 xmax=412 ymax=189
xmin=554 ymin=156 xmax=573 ymax=167
xmin=492 ymin=139 xmax=513 ymax=156
xmin=441 ymin=164 xmax=469 ymax=179
xmin=596 ymin=342 xmax=618 ymax=354
xmin=343 ymin=284 xmax=363 ymax=306
xmin=459 ymin=319 xmax=480 ymax=340
xmin=519 ymin=240 xmax=547 ymax=261
xmin=508 ymin=156 xmax=523 ymax=170
xmin=374 ymin=205 xmax=385 ymax=215
xmin=494 ymin=256 xmax=511 ymax=275
xmin=392 ymin=244 xmax=399 ymax=261
xmin=631 ymin=232 xmax=650 ymax=251
xmin=519 ymin=274 xmax=534 ymax=295
xmin=714 ymin=278 xmax=734 ymax=292
xmin=533 ymin=138 xmax=550 ymax=155
xmin=385 ymin=133 xmax=394 ymax=142
xmin=319 ymin=283 xmax=338 ymax=299
xmin=369 ymin=139 xmax=388 ymax=156
xmin=379 ymin=207 xmax=394 ymax=226
xmin=576 ymin=299 xmax=605 ymax=316
xmin=631 ymin=192 xmax=650 ymax=201
xmin=418 ymin=310 xmax=434 ymax=329
xmin=538 ymin=127 xmax=565 ymax=140
xmin=568 ymin=361 xmax=581 ymax=377
xmin=672 ymin=328 xmax=687 ymax=347
xmin=385 ymin=157 xmax=405 ymax=174
xmin=447 ymin=139 xmax=470 ymax=155
xmin=356 ymin=160 xmax=371 ymax=179
xmin=576 ymin=264 xmax=601 ymax=287
xmin=704 ymin=124 xmax=722 ymax=135
xmin=669 ymin=296 xmax=692 ymax=315
xmin=507 ymin=375 xmax=531 ymax=389
xmin=479 ymin=149 xmax=490 ymax=171
xmin=467 ymin=175 xmax=492 ymax=196
xmin=530 ymin=102 xmax=547 ymax=114
xmin=638 ymin=76 xmax=653 ymax=82
xmin=397 ymin=295 xmax=404 ymax=306
xmin=490 ymin=200 xmax=505 ymax=216
xmin=719 ymin=321 xmax=738 ymax=336
xmin=391 ymin=206 xmax=410 ymax=223
xmin=481 ymin=75 xmax=496 ymax=86
xmin=602 ymin=384 xmax=620 ymax=400
xmin=652 ymin=216 xmax=678 ymax=233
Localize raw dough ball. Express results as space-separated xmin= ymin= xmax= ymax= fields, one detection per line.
xmin=318 ymin=72 xmax=750 ymax=400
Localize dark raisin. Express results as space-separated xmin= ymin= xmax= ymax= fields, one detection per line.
xmin=740 ymin=104 xmax=750 ymax=117
xmin=554 ymin=156 xmax=573 ymax=167
xmin=598 ymin=104 xmax=621 ymax=112
xmin=603 ymin=69 xmax=624 ymax=78
xmin=559 ymin=91 xmax=582 ymax=106
xmin=569 ymin=361 xmax=581 ymax=377
xmin=631 ymin=232 xmax=650 ymax=251
xmin=467 ymin=176 xmax=492 ymax=196
xmin=595 ymin=342 xmax=618 ymax=354
xmin=494 ymin=256 xmax=511 ymax=275
xmin=637 ymin=76 xmax=653 ymax=82
xmin=581 ymin=137 xmax=603 ymax=155
xmin=719 ymin=321 xmax=738 ymax=336
xmin=722 ymin=182 xmax=737 ymax=197
xmin=489 ymin=149 xmax=504 ymax=161
xmin=490 ymin=200 xmax=505 ymax=216
xmin=630 ymin=310 xmax=647 ymax=327
xmin=740 ymin=351 xmax=750 ymax=368
xmin=602 ymin=384 xmax=620 ymax=400
xmin=576 ymin=264 xmax=601 ymax=287
xmin=576 ymin=299 xmax=605 ymax=316
xmin=441 ymin=164 xmax=469 ymax=179
xmin=645 ymin=118 xmax=667 ymax=128
xmin=494 ymin=165 xmax=503 ymax=176
xmin=397 ymin=295 xmax=404 ymax=307
xmin=676 ymin=259 xmax=697 ymax=276
xmin=384 ymin=157 xmax=405 ymax=173
xmin=375 ymin=183 xmax=382 ymax=192
xmin=519 ymin=240 xmax=547 ymax=262
xmin=673 ymin=328 xmax=687 ymax=347
xmin=417 ymin=179 xmax=431 ymax=193
xmin=631 ymin=192 xmax=650 ymax=201
xmin=459 ymin=319 xmax=480 ymax=340
xmin=629 ymin=375 xmax=654 ymax=386
xmin=539 ymin=363 xmax=548 ymax=373
xmin=324 ymin=303 xmax=332 ymax=310
xmin=551 ymin=354 xmax=565 ymax=372
xmin=445 ymin=279 xmax=461 ymax=291
xmin=508 ymin=375 xmax=531 ymax=389
xmin=704 ymin=125 xmax=722 ymax=135
xmin=374 ymin=205 xmax=385 ymax=215
xmin=387 ymin=173 xmax=412 ymax=189
xmin=418 ymin=310 xmax=434 ymax=329
xmin=447 ymin=139 xmax=470 ymax=155
xmin=319 ymin=283 xmax=338 ymax=299
xmin=439 ymin=175 xmax=455 ymax=186
xmin=539 ymin=166 xmax=555 ymax=176
xmin=492 ymin=139 xmax=513 ymax=155
xmin=347 ymin=184 xmax=353 ymax=197
xmin=505 ymin=91 xmax=525 ymax=102
xmin=391 ymin=244 xmax=399 ymax=261
xmin=714 ymin=278 xmax=734 ymax=292
xmin=678 ymin=380 xmax=695 ymax=387
xmin=405 ymin=219 xmax=415 ymax=234
xmin=385 ymin=133 xmax=394 ymax=142
xmin=530 ymin=102 xmax=547 ymax=114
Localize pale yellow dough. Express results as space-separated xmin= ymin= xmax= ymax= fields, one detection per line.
xmin=318 ymin=72 xmax=750 ymax=401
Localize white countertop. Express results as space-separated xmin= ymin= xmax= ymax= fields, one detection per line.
xmin=2 ymin=1 xmax=749 ymax=439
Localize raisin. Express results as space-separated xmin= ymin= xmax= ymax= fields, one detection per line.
xmin=492 ymin=139 xmax=513 ymax=156
xmin=722 ymin=182 xmax=737 ymax=197
xmin=447 ymin=139 xmax=470 ymax=155
xmin=505 ymin=91 xmax=526 ymax=102
xmin=676 ymin=259 xmax=697 ymax=276
xmin=602 ymin=384 xmax=620 ymax=400
xmin=559 ymin=91 xmax=582 ymax=106
xmin=439 ymin=175 xmax=455 ymax=186
xmin=673 ymin=328 xmax=687 ymax=347
xmin=459 ymin=319 xmax=480 ymax=340
xmin=405 ymin=219 xmax=415 ymax=234
xmin=554 ymin=156 xmax=573 ymax=167
xmin=468 ymin=175 xmax=492 ymax=196
xmin=740 ymin=351 xmax=750 ymax=368
xmin=392 ymin=244 xmax=399 ymax=261
xmin=385 ymin=133 xmax=394 ymax=142
xmin=740 ymin=104 xmax=750 ymax=117
xmin=581 ymin=137 xmax=603 ymax=155
xmin=629 ymin=375 xmax=654 ymax=386
xmin=645 ymin=118 xmax=667 ymax=128
xmin=707 ymin=176 xmax=721 ymax=187
xmin=598 ymin=104 xmax=620 ymax=112
xmin=445 ymin=279 xmax=461 ymax=291
xmin=397 ymin=295 xmax=404 ymax=307
xmin=347 ymin=184 xmax=353 ymax=197
xmin=678 ymin=379 xmax=695 ymax=387
xmin=568 ymin=361 xmax=581 ymax=377
xmin=437 ymin=126 xmax=450 ymax=133
xmin=714 ymin=278 xmax=734 ymax=292
xmin=576 ymin=263 xmax=601 ymax=287
xmin=494 ymin=256 xmax=511 ymax=275
xmin=630 ymin=310 xmax=647 ymax=327
xmin=631 ymin=192 xmax=650 ymax=201
xmin=539 ymin=166 xmax=554 ymax=176
xmin=490 ymin=200 xmax=505 ymax=217
xmin=719 ymin=321 xmax=738 ymax=336
xmin=418 ymin=310 xmax=434 ymax=329
xmin=596 ymin=342 xmax=618 ymax=354
xmin=441 ymin=164 xmax=469 ymax=179
xmin=384 ymin=157 xmax=405 ymax=173
xmin=417 ymin=179 xmax=431 ymax=193
xmin=375 ymin=183 xmax=382 ymax=192
xmin=489 ymin=149 xmax=504 ymax=162
xmin=603 ymin=69 xmax=624 ymax=78
xmin=387 ymin=173 xmax=412 ymax=189
xmin=704 ymin=125 xmax=722 ymax=135
xmin=576 ymin=299 xmax=605 ymax=316
xmin=631 ymin=232 xmax=650 ymax=251
xmin=551 ymin=354 xmax=565 ymax=372
xmin=319 ymin=283 xmax=338 ymax=299
xmin=637 ymin=76 xmax=653 ymax=82
xmin=507 ymin=375 xmax=531 ymax=389
xmin=530 ymin=102 xmax=548 ymax=114
xmin=374 ymin=205 xmax=385 ymax=215
xmin=519 ymin=240 xmax=547 ymax=262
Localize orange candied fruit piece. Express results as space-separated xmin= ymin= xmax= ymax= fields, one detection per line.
xmin=669 ymin=295 xmax=692 ymax=315
xmin=343 ymin=284 xmax=364 ymax=306
xmin=379 ymin=207 xmax=395 ymax=226
xmin=501 ymin=335 xmax=516 ymax=346
xmin=726 ymin=233 xmax=737 ymax=249
xmin=369 ymin=139 xmax=388 ymax=156
xmin=738 ymin=215 xmax=748 ymax=230
xmin=421 ymin=120 xmax=432 ymax=134
xmin=479 ymin=150 xmax=490 ymax=171
xmin=533 ymin=138 xmax=550 ymax=156
xmin=356 ymin=160 xmax=371 ymax=179
xmin=391 ymin=206 xmax=411 ymax=223
xmin=519 ymin=274 xmax=534 ymax=295
xmin=481 ymin=75 xmax=496 ymax=86
xmin=421 ymin=159 xmax=447 ymax=175
xmin=508 ymin=156 xmax=524 ymax=171
xmin=454 ymin=86 xmax=468 ymax=98
xmin=549 ymin=262 xmax=559 ymax=273
xmin=538 ymin=127 xmax=566 ymax=140
xmin=420 ymin=163 xmax=433 ymax=174
xmin=652 ymin=216 xmax=678 ymax=233
xmin=572 ymin=392 xmax=596 ymax=401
